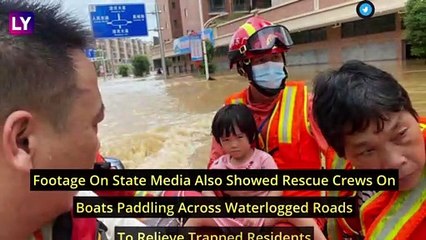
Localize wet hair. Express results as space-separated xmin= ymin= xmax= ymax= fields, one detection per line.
xmin=211 ymin=104 xmax=258 ymax=145
xmin=313 ymin=60 xmax=418 ymax=157
xmin=0 ymin=0 xmax=93 ymax=130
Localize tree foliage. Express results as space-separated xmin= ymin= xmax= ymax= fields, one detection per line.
xmin=404 ymin=0 xmax=426 ymax=59
xmin=132 ymin=55 xmax=150 ymax=77
xmin=119 ymin=65 xmax=130 ymax=77
xmin=200 ymin=40 xmax=216 ymax=75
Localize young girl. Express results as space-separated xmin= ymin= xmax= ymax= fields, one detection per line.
xmin=185 ymin=104 xmax=326 ymax=240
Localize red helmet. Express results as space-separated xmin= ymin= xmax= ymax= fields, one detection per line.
xmin=228 ymin=16 xmax=293 ymax=69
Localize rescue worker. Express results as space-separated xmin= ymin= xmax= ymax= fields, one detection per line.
xmin=0 ymin=1 xmax=116 ymax=239
xmin=312 ymin=60 xmax=425 ymax=240
xmin=207 ymin=15 xmax=327 ymax=232
xmin=209 ymin=16 xmax=325 ymax=195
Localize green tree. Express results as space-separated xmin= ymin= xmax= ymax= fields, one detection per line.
xmin=200 ymin=40 xmax=216 ymax=76
xmin=404 ymin=0 xmax=426 ymax=60
xmin=132 ymin=55 xmax=151 ymax=77
xmin=119 ymin=65 xmax=130 ymax=77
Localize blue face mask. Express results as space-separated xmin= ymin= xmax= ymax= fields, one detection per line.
xmin=252 ymin=61 xmax=286 ymax=89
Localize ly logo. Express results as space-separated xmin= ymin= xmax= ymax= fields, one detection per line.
xmin=9 ymin=12 xmax=35 ymax=35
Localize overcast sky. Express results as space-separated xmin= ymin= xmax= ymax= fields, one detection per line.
xmin=44 ymin=0 xmax=158 ymax=42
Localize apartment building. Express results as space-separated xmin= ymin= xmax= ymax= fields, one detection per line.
xmin=96 ymin=38 xmax=153 ymax=73
xmin=151 ymin=0 xmax=410 ymax=75
xmin=157 ymin=0 xmax=184 ymax=42
xmin=208 ymin=0 xmax=271 ymax=12
xmin=152 ymin=0 xmax=271 ymax=74
xmin=155 ymin=0 xmax=270 ymax=41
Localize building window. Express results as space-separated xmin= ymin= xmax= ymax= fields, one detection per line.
xmin=215 ymin=46 xmax=229 ymax=56
xmin=184 ymin=8 xmax=188 ymax=17
xmin=173 ymin=19 xmax=178 ymax=27
xmin=172 ymin=1 xmax=176 ymax=9
xmin=209 ymin=0 xmax=225 ymax=12
xmin=233 ymin=0 xmax=250 ymax=11
xmin=254 ymin=0 xmax=271 ymax=9
xmin=291 ymin=27 xmax=327 ymax=44
xmin=341 ymin=13 xmax=396 ymax=38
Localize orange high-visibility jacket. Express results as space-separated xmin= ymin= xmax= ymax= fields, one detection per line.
xmin=326 ymin=119 xmax=426 ymax=240
xmin=225 ymin=81 xmax=323 ymax=197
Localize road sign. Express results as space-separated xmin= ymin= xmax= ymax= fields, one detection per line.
xmin=85 ymin=48 xmax=96 ymax=62
xmin=89 ymin=4 xmax=148 ymax=39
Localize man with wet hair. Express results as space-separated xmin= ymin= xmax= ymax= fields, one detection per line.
xmin=0 ymin=0 xmax=107 ymax=239
xmin=312 ymin=60 xmax=425 ymax=240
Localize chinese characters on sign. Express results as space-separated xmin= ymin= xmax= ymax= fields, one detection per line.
xmin=89 ymin=4 xmax=148 ymax=39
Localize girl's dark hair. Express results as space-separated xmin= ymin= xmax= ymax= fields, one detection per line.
xmin=312 ymin=60 xmax=418 ymax=157
xmin=211 ymin=104 xmax=258 ymax=145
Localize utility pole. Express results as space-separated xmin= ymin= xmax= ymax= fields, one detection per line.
xmin=198 ymin=0 xmax=210 ymax=80
xmin=99 ymin=49 xmax=107 ymax=82
xmin=154 ymin=0 xmax=167 ymax=79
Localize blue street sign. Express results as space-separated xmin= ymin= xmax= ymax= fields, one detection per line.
xmin=85 ymin=48 xmax=96 ymax=61
xmin=89 ymin=4 xmax=148 ymax=39
xmin=85 ymin=48 xmax=95 ymax=58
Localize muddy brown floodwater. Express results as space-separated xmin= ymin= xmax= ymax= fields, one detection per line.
xmin=98 ymin=60 xmax=426 ymax=169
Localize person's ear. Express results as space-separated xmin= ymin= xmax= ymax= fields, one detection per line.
xmin=2 ymin=111 xmax=34 ymax=172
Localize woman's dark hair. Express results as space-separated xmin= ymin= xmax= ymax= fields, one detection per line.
xmin=212 ymin=104 xmax=258 ymax=145
xmin=312 ymin=60 xmax=418 ymax=157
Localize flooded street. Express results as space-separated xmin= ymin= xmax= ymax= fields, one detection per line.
xmin=98 ymin=60 xmax=426 ymax=169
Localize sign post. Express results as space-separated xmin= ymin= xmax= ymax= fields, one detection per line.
xmin=154 ymin=0 xmax=167 ymax=79
xmin=198 ymin=0 xmax=209 ymax=80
